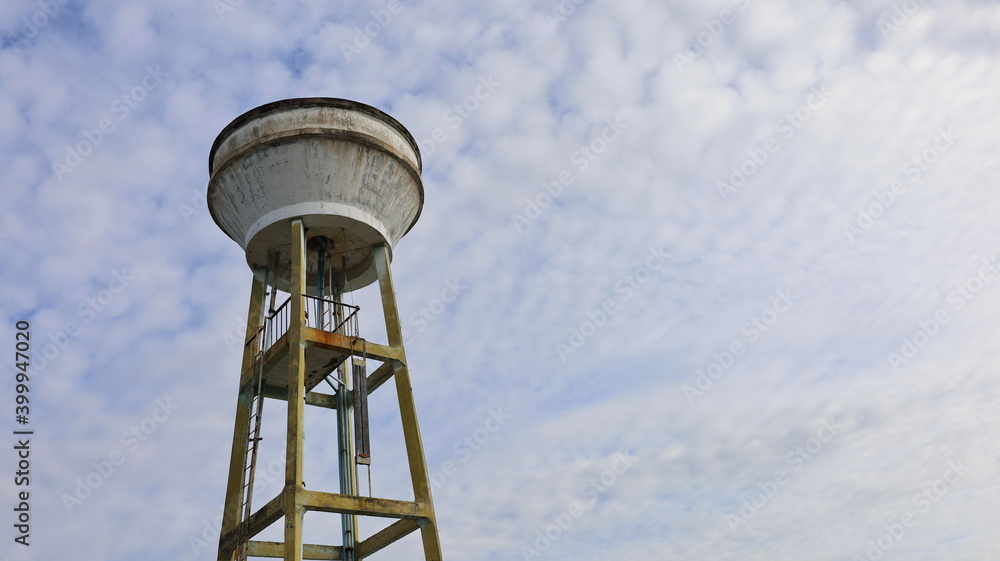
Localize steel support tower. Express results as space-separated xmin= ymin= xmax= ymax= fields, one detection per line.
xmin=206 ymin=98 xmax=443 ymax=561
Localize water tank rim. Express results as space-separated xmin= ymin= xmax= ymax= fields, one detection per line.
xmin=208 ymin=97 xmax=422 ymax=174
xmin=206 ymin=131 xmax=424 ymax=244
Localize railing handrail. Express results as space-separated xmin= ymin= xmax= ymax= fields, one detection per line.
xmin=270 ymin=295 xmax=291 ymax=317
xmin=302 ymin=293 xmax=360 ymax=312
xmin=245 ymin=295 xmax=292 ymax=350
xmin=245 ymin=294 xmax=359 ymax=354
xmin=332 ymin=306 xmax=360 ymax=335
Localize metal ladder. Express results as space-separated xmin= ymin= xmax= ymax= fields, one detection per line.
xmin=235 ymin=349 xmax=266 ymax=561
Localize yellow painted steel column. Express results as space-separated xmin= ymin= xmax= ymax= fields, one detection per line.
xmin=373 ymin=243 xmax=444 ymax=561
xmin=285 ymin=219 xmax=307 ymax=561
xmin=218 ymin=269 xmax=267 ymax=561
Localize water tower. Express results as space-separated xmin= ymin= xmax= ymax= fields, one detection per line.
xmin=207 ymin=98 xmax=443 ymax=561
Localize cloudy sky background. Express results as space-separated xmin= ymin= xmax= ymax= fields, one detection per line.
xmin=2 ymin=0 xmax=1000 ymax=559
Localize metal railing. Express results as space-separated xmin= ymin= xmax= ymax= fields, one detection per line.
xmin=305 ymin=294 xmax=360 ymax=338
xmin=245 ymin=295 xmax=359 ymax=356
xmin=246 ymin=296 xmax=290 ymax=356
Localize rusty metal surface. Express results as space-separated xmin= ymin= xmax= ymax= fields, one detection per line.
xmin=248 ymin=541 xmax=344 ymax=560
xmin=218 ymin=273 xmax=268 ymax=561
xmin=374 ymin=243 xmax=444 ymax=560
xmin=298 ymin=490 xmax=432 ymax=520
xmin=240 ymin=331 xmax=399 ymax=394
xmin=356 ymin=519 xmax=420 ymax=558
xmin=283 ymin=218 xmax=308 ymax=560
xmin=219 ymin=491 xmax=286 ymax=554
xmin=365 ymin=361 xmax=397 ymax=394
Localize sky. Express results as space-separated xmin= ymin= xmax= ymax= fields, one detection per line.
xmin=1 ymin=0 xmax=999 ymax=559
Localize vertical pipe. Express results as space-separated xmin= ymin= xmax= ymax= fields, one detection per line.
xmin=317 ymin=248 xmax=325 ymax=329
xmin=264 ymin=256 xmax=278 ymax=350
xmin=284 ymin=220 xmax=307 ymax=561
xmin=342 ymin=253 xmax=357 ymax=507
xmin=272 ymin=254 xmax=281 ymax=348
xmin=333 ymin=261 xmax=358 ymax=561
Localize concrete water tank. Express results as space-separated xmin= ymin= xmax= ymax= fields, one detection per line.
xmin=207 ymin=98 xmax=423 ymax=292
